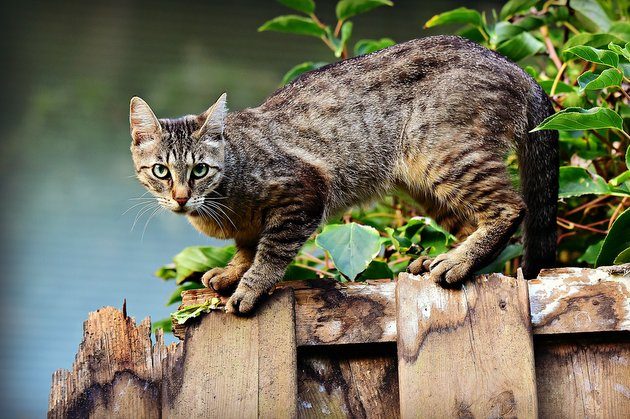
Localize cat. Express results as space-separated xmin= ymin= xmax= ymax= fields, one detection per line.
xmin=130 ymin=35 xmax=558 ymax=315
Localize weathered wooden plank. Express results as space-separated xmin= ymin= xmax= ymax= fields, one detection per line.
xmin=163 ymin=288 xmax=297 ymax=418
xmin=536 ymin=337 xmax=630 ymax=418
xmin=396 ymin=272 xmax=537 ymax=418
xmin=528 ymin=266 xmax=630 ymax=335
xmin=297 ymin=344 xmax=399 ymax=418
xmin=176 ymin=279 xmax=396 ymax=345
xmin=257 ymin=289 xmax=298 ymax=418
xmin=293 ymin=281 xmax=396 ymax=346
xmin=48 ymin=306 xmax=172 ymax=419
xmin=176 ymin=266 xmax=630 ymax=346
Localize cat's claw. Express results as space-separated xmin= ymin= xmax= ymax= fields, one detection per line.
xmin=226 ymin=283 xmax=264 ymax=316
xmin=428 ymin=252 xmax=472 ymax=287
xmin=407 ymin=256 xmax=433 ymax=275
xmin=202 ymin=267 xmax=240 ymax=295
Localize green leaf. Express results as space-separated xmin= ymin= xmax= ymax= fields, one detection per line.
xmin=457 ymin=25 xmax=487 ymax=43
xmin=596 ymin=208 xmax=630 ymax=266
xmin=171 ymin=298 xmax=223 ymax=325
xmin=403 ymin=216 xmax=456 ymax=243
xmin=499 ymin=0 xmax=538 ymax=20
xmin=277 ymin=0 xmax=315 ymax=14
xmin=532 ymin=107 xmax=623 ymax=132
xmin=476 ymin=244 xmax=523 ymax=274
xmin=166 ymin=282 xmax=204 ymax=306
xmin=558 ymin=166 xmax=610 ymax=198
xmin=610 ymin=171 xmax=630 ymax=187
xmin=258 ymin=15 xmax=326 ymax=38
xmin=563 ymin=33 xmax=625 ymax=51
xmin=281 ymin=61 xmax=327 ymax=85
xmin=496 ymin=32 xmax=544 ymax=62
xmin=358 ymin=260 xmax=394 ymax=280
xmin=155 ymin=263 xmax=177 ymax=280
xmin=577 ymin=240 xmax=604 ymax=265
xmin=626 ymin=144 xmax=630 ymax=169
xmin=353 ymin=38 xmax=396 ymax=55
xmin=577 ymin=68 xmax=623 ymax=92
xmin=609 ymin=22 xmax=630 ymax=42
xmin=315 ymin=222 xmax=381 ymax=280
xmin=151 ymin=318 xmax=172 ymax=334
xmin=491 ymin=22 xmax=526 ymax=45
xmin=571 ymin=0 xmax=612 ymax=32
xmin=424 ymin=7 xmax=483 ymax=29
xmin=564 ymin=45 xmax=620 ymax=67
xmin=173 ymin=245 xmax=235 ymax=284
xmin=335 ymin=0 xmax=393 ymax=21
xmin=614 ymin=246 xmax=630 ymax=264
xmin=539 ymin=80 xmax=575 ymax=95
xmin=334 ymin=21 xmax=353 ymax=58
xmin=514 ymin=15 xmax=546 ymax=31
xmin=608 ymin=41 xmax=630 ymax=61
xmin=283 ymin=263 xmax=318 ymax=280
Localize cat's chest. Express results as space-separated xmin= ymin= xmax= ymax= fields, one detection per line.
xmin=186 ymin=208 xmax=261 ymax=241
xmin=187 ymin=213 xmax=237 ymax=239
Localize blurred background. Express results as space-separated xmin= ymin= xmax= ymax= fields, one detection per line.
xmin=0 ymin=0 xmax=501 ymax=415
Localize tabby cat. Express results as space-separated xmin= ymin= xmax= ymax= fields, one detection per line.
xmin=130 ymin=36 xmax=558 ymax=315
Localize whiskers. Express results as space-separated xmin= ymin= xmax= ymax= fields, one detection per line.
xmin=123 ymin=194 xmax=169 ymax=240
xmin=197 ymin=194 xmax=238 ymax=236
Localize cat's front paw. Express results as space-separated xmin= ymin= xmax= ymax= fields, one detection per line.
xmin=201 ymin=267 xmax=241 ymax=295
xmin=407 ymin=255 xmax=433 ymax=275
xmin=226 ymin=283 xmax=264 ymax=316
xmin=428 ymin=251 xmax=473 ymax=287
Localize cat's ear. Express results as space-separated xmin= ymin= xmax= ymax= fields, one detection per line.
xmin=129 ymin=96 xmax=161 ymax=146
xmin=196 ymin=93 xmax=228 ymax=138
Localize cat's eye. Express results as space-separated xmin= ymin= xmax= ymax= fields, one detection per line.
xmin=191 ymin=163 xmax=210 ymax=179
xmin=152 ymin=164 xmax=170 ymax=179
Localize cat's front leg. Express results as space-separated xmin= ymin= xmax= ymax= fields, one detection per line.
xmin=226 ymin=206 xmax=323 ymax=315
xmin=201 ymin=246 xmax=255 ymax=294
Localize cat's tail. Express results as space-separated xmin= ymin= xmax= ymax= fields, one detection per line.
xmin=518 ymin=85 xmax=559 ymax=278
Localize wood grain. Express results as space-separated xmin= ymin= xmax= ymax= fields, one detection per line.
xmin=48 ymin=306 xmax=173 ymax=419
xmin=164 ymin=288 xmax=297 ymax=418
xmin=294 ymin=281 xmax=396 ymax=346
xmin=297 ymin=344 xmax=399 ymax=418
xmin=176 ymin=266 xmax=630 ymax=345
xmin=529 ymin=266 xmax=630 ymax=335
xmin=257 ymin=289 xmax=298 ymax=418
xmin=536 ymin=336 xmax=630 ymax=418
xmin=396 ymin=272 xmax=537 ymax=418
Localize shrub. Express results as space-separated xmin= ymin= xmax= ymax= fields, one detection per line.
xmin=152 ymin=0 xmax=629 ymax=331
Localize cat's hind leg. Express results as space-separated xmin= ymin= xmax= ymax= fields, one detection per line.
xmin=405 ymin=190 xmax=476 ymax=276
xmin=403 ymin=147 xmax=525 ymax=286
xmin=428 ymin=175 xmax=524 ymax=286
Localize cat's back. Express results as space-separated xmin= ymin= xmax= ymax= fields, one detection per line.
xmin=261 ymin=35 xmax=531 ymax=110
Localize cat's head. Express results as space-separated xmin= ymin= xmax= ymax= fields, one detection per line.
xmin=129 ymin=94 xmax=227 ymax=215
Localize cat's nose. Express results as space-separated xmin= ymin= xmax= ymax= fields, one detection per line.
xmin=174 ymin=197 xmax=189 ymax=207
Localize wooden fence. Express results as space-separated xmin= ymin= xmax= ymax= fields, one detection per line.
xmin=49 ymin=265 xmax=630 ymax=418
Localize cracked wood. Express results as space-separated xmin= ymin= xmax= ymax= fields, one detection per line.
xmin=396 ymin=272 xmax=537 ymax=418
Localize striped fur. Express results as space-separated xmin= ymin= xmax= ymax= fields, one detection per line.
xmin=130 ymin=36 xmax=558 ymax=314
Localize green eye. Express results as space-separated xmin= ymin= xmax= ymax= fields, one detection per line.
xmin=192 ymin=163 xmax=210 ymax=179
xmin=152 ymin=164 xmax=170 ymax=179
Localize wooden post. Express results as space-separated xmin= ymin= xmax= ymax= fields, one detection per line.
xmin=536 ymin=338 xmax=630 ymax=418
xmin=48 ymin=306 xmax=172 ymax=419
xmin=396 ymin=273 xmax=537 ymax=418
xmin=163 ymin=288 xmax=298 ymax=418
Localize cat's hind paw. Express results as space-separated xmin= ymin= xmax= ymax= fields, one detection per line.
xmin=428 ymin=252 xmax=473 ymax=287
xmin=226 ymin=283 xmax=264 ymax=316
